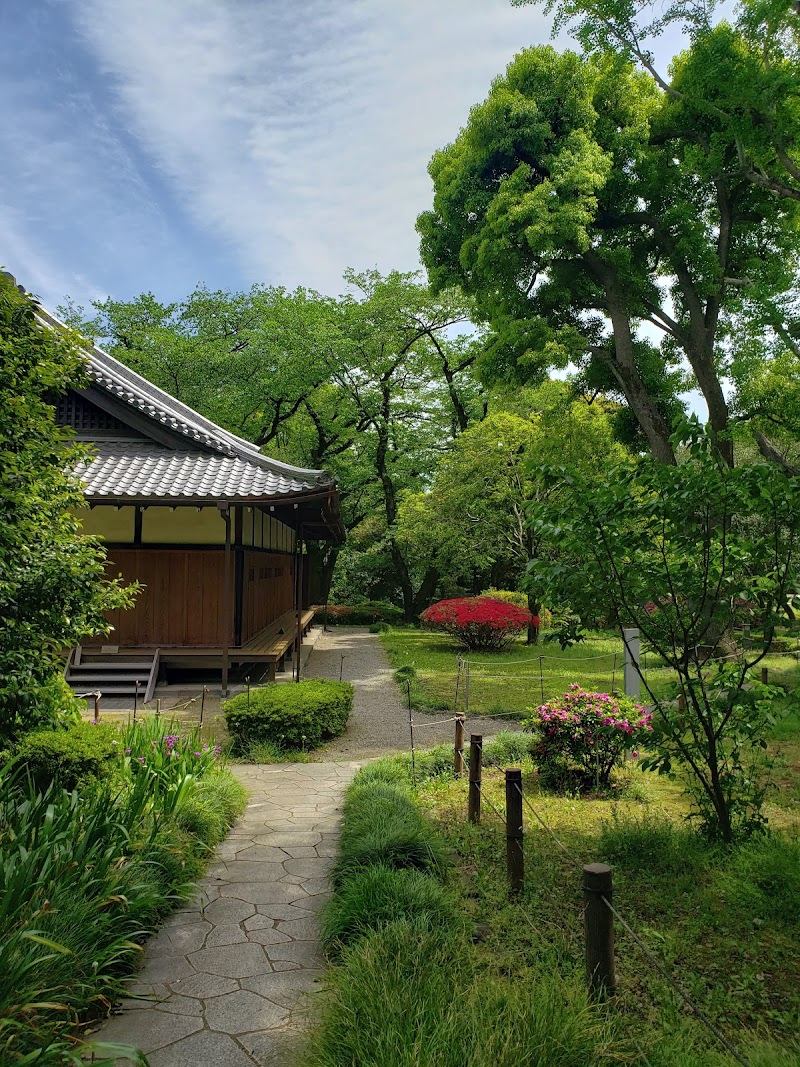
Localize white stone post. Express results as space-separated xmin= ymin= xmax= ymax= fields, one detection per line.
xmin=623 ymin=627 xmax=640 ymax=698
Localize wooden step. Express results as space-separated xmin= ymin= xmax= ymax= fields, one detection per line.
xmin=70 ymin=684 xmax=143 ymax=696
xmin=70 ymin=657 xmax=156 ymax=665
xmin=66 ymin=647 xmax=160 ymax=703
xmin=67 ymin=672 xmax=151 ymax=684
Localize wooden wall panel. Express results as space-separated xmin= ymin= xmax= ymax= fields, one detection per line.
xmin=241 ymin=551 xmax=294 ymax=643
xmin=94 ymin=549 xmax=232 ymax=647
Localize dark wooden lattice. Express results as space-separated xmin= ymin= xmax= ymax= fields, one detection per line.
xmin=54 ymin=390 xmax=130 ymax=433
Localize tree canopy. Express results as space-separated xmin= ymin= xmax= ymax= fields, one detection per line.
xmin=418 ymin=3 xmax=800 ymax=465
xmin=71 ymin=271 xmax=487 ymax=617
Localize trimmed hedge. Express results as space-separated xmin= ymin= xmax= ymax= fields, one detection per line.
xmin=14 ymin=721 xmax=121 ymax=791
xmin=223 ymin=679 xmax=353 ymax=753
xmin=315 ymin=602 xmax=404 ymax=626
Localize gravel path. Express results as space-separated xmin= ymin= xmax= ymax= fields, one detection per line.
xmin=304 ymin=627 xmax=518 ymax=760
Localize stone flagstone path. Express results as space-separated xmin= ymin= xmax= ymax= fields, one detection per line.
xmin=98 ymin=761 xmax=361 ymax=1066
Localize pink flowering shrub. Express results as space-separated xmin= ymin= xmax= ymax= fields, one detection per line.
xmin=523 ymin=684 xmax=653 ymax=788
xmin=420 ymin=596 xmax=532 ymax=651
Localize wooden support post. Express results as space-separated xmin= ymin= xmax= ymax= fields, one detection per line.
xmin=761 ymin=666 xmax=769 ymax=684
xmin=468 ymin=734 xmax=482 ymax=825
xmin=505 ymin=768 xmax=524 ymax=896
xmin=93 ymin=691 xmax=101 ymax=722
xmin=678 ymin=693 xmax=686 ymax=712
xmin=454 ymin=713 xmax=465 ymax=778
xmin=583 ymin=863 xmax=616 ymax=1000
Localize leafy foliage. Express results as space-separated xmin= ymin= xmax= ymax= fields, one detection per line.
xmin=321 ymin=864 xmax=462 ymax=959
xmin=418 ymin=23 xmax=800 ymax=466
xmin=223 ymin=678 xmax=353 ymax=752
xmin=333 ymin=781 xmax=449 ymax=888
xmin=421 ymin=596 xmax=532 ymax=651
xmin=314 ymin=602 xmax=404 ymax=626
xmin=0 ymin=275 xmax=134 ymax=744
xmin=0 ymin=722 xmax=245 ymax=1064
xmin=531 ymin=421 xmax=800 ymax=838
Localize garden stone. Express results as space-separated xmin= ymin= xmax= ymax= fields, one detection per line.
xmin=203 ymin=989 xmax=292 ymax=1033
xmin=147 ymin=1030 xmax=256 ymax=1067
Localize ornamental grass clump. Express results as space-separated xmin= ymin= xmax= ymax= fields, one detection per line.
xmin=524 ymin=684 xmax=653 ymax=789
xmin=420 ymin=596 xmax=532 ymax=652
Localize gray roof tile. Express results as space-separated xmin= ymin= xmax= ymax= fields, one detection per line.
xmin=77 ymin=441 xmax=320 ymax=501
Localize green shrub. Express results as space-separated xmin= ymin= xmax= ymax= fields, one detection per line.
xmin=482 ymin=730 xmax=538 ymax=767
xmin=0 ymin=744 xmax=244 ymax=1063
xmin=334 ymin=781 xmax=449 ymax=887
xmin=223 ymin=679 xmax=353 ymax=753
xmin=14 ymin=721 xmax=121 ymax=791
xmin=482 ymin=589 xmax=553 ymax=628
xmin=369 ymin=622 xmax=390 ymax=633
xmin=175 ymin=771 xmax=248 ymax=846
xmin=321 ymin=864 xmax=462 ymax=957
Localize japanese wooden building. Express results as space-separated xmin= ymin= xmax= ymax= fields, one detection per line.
xmin=40 ymin=307 xmax=344 ymax=697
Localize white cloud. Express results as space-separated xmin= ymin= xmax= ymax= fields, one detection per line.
xmin=69 ymin=0 xmax=552 ymax=293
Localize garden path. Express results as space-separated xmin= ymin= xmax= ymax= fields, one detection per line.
xmin=96 ymin=761 xmax=360 ymax=1066
xmin=306 ymin=626 xmax=518 ymax=758
xmin=97 ymin=629 xmax=512 ymax=1065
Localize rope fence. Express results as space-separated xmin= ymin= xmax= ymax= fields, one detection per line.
xmin=437 ymin=719 xmax=751 ymax=1066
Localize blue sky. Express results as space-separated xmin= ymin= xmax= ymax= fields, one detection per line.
xmin=2 ymin=0 xmax=694 ymax=313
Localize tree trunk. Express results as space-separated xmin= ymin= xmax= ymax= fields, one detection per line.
xmin=527 ymin=590 xmax=540 ymax=645
xmin=587 ymin=252 xmax=676 ymax=465
xmin=413 ymin=566 xmax=440 ymax=618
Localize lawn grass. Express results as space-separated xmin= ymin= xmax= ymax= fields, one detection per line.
xmin=380 ymin=626 xmax=800 ymax=827
xmin=380 ymin=626 xmax=800 ymax=716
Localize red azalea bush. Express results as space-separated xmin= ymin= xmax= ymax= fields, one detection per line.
xmin=522 ymin=684 xmax=653 ymax=788
xmin=420 ymin=596 xmax=532 ymax=651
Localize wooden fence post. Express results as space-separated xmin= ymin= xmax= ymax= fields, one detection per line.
xmin=583 ymin=863 xmax=616 ymax=1000
xmin=454 ymin=713 xmax=465 ymax=778
xmin=761 ymin=666 xmax=769 ymax=685
xmin=505 ymin=768 xmax=524 ymax=896
xmin=468 ymin=734 xmax=482 ymax=825
xmin=93 ymin=691 xmax=101 ymax=722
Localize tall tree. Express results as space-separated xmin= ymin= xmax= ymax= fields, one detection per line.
xmin=418 ymin=25 xmax=800 ymax=465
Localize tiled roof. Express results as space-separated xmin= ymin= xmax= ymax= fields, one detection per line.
xmin=33 ymin=306 xmax=335 ymax=501
xmin=77 ymin=441 xmax=321 ymax=501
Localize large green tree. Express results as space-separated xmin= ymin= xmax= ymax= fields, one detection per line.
xmin=397 ymin=383 xmax=626 ymax=636
xmin=418 ymin=11 xmax=800 ymax=466
xmin=0 ymin=274 xmax=134 ymax=742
